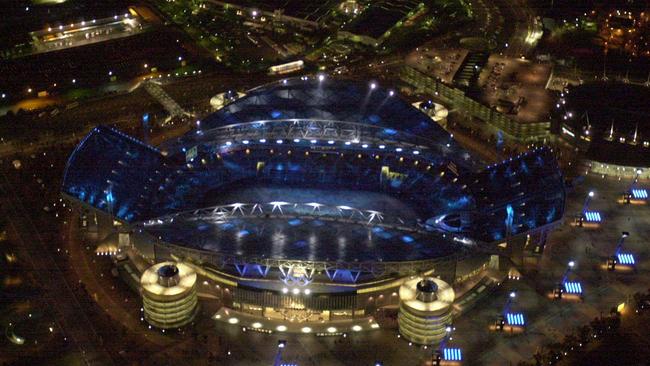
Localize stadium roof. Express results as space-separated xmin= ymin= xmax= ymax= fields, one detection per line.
xmin=168 ymin=77 xmax=476 ymax=168
xmin=203 ymin=78 xmax=434 ymax=132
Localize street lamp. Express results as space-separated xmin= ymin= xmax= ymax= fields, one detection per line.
xmin=273 ymin=339 xmax=287 ymax=366
xmin=609 ymin=231 xmax=631 ymax=271
xmin=578 ymin=190 xmax=596 ymax=226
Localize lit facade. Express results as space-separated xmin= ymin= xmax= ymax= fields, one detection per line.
xmin=398 ymin=277 xmax=454 ymax=345
xmin=140 ymin=262 xmax=199 ymax=329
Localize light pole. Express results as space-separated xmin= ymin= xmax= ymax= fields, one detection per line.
xmin=496 ymin=291 xmax=517 ymax=331
xmin=583 ymin=191 xmax=595 ymax=213
xmin=578 ymin=191 xmax=594 ymax=226
xmin=625 ymin=170 xmax=644 ymax=203
xmin=273 ymin=340 xmax=287 ymax=366
xmin=608 ymin=232 xmax=630 ymax=270
xmin=554 ymin=260 xmax=575 ymax=299
xmin=615 ymin=232 xmax=629 ymax=254
xmin=433 ymin=325 xmax=453 ymax=365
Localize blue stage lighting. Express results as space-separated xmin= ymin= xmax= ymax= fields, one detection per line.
xmin=443 ymin=348 xmax=462 ymax=361
xmin=505 ymin=313 xmax=525 ymax=326
xmin=617 ymin=253 xmax=635 ymax=265
xmin=563 ymin=281 xmax=583 ymax=294
xmin=632 ymin=189 xmax=648 ymax=200
xmin=584 ymin=211 xmax=601 ymax=222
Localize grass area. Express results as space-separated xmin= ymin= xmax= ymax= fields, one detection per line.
xmin=64 ymin=88 xmax=98 ymax=101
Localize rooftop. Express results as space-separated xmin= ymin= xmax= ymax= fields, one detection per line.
xmin=476 ymin=55 xmax=554 ymax=125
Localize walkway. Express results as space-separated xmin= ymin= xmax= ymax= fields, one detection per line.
xmin=143 ymin=80 xmax=192 ymax=123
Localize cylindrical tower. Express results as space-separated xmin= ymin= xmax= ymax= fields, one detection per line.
xmin=140 ymin=261 xmax=198 ymax=329
xmin=398 ymin=276 xmax=454 ymax=345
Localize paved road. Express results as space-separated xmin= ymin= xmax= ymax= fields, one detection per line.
xmin=64 ymin=211 xmax=172 ymax=348
xmin=0 ymin=172 xmax=114 ymax=366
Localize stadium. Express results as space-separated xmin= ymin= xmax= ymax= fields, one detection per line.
xmin=557 ymin=82 xmax=650 ymax=179
xmin=61 ymin=76 xmax=565 ymax=333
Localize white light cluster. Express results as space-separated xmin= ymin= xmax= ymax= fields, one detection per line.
xmin=216 ymin=137 xmax=424 ymax=157
xmin=281 ymin=287 xmax=311 ymax=295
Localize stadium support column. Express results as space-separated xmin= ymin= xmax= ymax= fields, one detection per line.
xmin=398 ymin=277 xmax=454 ymax=345
xmin=141 ymin=262 xmax=199 ymax=329
xmin=117 ymin=230 xmax=131 ymax=251
xmin=86 ymin=209 xmax=99 ymax=239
